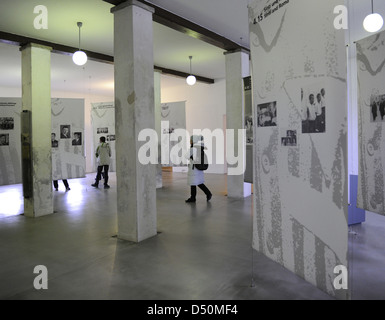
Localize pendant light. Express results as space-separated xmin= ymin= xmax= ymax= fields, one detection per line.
xmin=72 ymin=22 xmax=88 ymax=66
xmin=186 ymin=56 xmax=196 ymax=86
xmin=363 ymin=0 xmax=384 ymax=33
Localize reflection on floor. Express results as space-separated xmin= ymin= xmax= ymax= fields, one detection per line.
xmin=0 ymin=172 xmax=384 ymax=300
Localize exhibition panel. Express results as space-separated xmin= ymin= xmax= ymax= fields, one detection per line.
xmin=356 ymin=29 xmax=385 ymax=216
xmin=249 ymin=0 xmax=349 ymax=299
xmin=0 ymin=98 xmax=85 ymax=185
xmin=91 ymin=102 xmax=116 ymax=172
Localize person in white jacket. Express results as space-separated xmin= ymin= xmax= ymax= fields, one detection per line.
xmin=92 ymin=136 xmax=111 ymax=189
xmin=185 ymin=135 xmax=212 ymax=203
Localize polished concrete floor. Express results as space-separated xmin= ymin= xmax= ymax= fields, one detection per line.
xmin=0 ymin=171 xmax=384 ymax=300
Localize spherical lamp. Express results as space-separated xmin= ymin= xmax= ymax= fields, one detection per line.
xmin=186 ymin=74 xmax=196 ymax=86
xmin=363 ymin=13 xmax=384 ymax=33
xmin=72 ymin=50 xmax=87 ymax=66
xmin=363 ymin=0 xmax=384 ymax=33
xmin=186 ymin=56 xmax=196 ymax=86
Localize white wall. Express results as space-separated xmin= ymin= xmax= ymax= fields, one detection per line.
xmin=0 ymin=73 xmax=227 ymax=175
xmin=161 ymin=75 xmax=227 ymax=174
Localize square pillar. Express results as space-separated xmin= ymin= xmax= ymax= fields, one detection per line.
xmin=111 ymin=0 xmax=157 ymax=242
xmin=225 ymin=49 xmax=252 ymax=199
xmin=20 ymin=43 xmax=53 ymax=217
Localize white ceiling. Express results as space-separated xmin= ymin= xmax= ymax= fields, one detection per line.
xmin=0 ymin=0 xmax=384 ymax=97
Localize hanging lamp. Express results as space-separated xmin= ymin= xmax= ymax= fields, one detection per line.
xmin=186 ymin=56 xmax=196 ymax=86
xmin=363 ymin=0 xmax=384 ymax=33
xmin=72 ymin=22 xmax=88 ymax=66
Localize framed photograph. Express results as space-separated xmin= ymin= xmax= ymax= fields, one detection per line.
xmin=281 ymin=129 xmax=297 ymax=146
xmin=97 ymin=127 xmax=108 ymax=134
xmin=257 ymin=101 xmax=277 ymax=127
xmin=51 ymin=133 xmax=58 ymax=148
xmin=370 ymin=93 xmax=385 ymax=123
xmin=107 ymin=134 xmax=115 ymax=142
xmin=301 ymin=86 xmax=326 ymax=133
xmin=60 ymin=125 xmax=71 ymax=139
xmin=72 ymin=132 xmax=82 ymax=146
xmin=0 ymin=117 xmax=14 ymax=130
xmin=0 ymin=133 xmax=9 ymax=146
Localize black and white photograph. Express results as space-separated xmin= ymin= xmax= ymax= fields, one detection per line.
xmin=245 ymin=115 xmax=253 ymax=143
xmin=281 ymin=129 xmax=297 ymax=146
xmin=257 ymin=101 xmax=277 ymax=127
xmin=370 ymin=94 xmax=385 ymax=122
xmin=107 ymin=134 xmax=115 ymax=142
xmin=72 ymin=132 xmax=82 ymax=146
xmin=51 ymin=133 xmax=58 ymax=148
xmin=97 ymin=127 xmax=108 ymax=134
xmin=301 ymin=86 xmax=326 ymax=133
xmin=0 ymin=133 xmax=9 ymax=146
xmin=0 ymin=117 xmax=14 ymax=130
xmin=60 ymin=125 xmax=71 ymax=139
xmin=244 ymin=76 xmax=253 ymax=144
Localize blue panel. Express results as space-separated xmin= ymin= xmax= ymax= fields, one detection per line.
xmin=348 ymin=175 xmax=366 ymax=225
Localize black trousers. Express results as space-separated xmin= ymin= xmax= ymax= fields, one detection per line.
xmin=53 ymin=179 xmax=69 ymax=189
xmin=95 ymin=165 xmax=109 ymax=185
xmin=190 ymin=184 xmax=211 ymax=199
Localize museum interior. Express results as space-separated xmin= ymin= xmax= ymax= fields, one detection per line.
xmin=1 ymin=0 xmax=385 ymax=301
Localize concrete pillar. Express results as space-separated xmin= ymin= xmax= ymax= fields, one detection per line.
xmin=111 ymin=0 xmax=157 ymax=242
xmin=20 ymin=43 xmax=53 ymax=217
xmin=224 ymin=49 xmax=252 ymax=199
xmin=154 ymin=70 xmax=162 ymax=188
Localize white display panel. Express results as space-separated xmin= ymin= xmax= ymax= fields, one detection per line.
xmin=356 ymin=30 xmax=385 ymax=215
xmin=160 ymin=101 xmax=187 ymax=167
xmin=51 ymin=98 xmax=85 ymax=180
xmin=0 ymin=98 xmax=85 ymax=185
xmin=0 ymin=98 xmax=22 ymax=185
xmin=91 ymin=102 xmax=116 ymax=172
xmin=249 ymin=0 xmax=348 ymax=299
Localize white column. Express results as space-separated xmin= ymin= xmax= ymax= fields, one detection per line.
xmin=224 ymin=49 xmax=251 ymax=199
xmin=20 ymin=43 xmax=53 ymax=217
xmin=111 ymin=0 xmax=157 ymax=242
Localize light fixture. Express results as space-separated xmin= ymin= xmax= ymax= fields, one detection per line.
xmin=363 ymin=0 xmax=384 ymax=33
xmin=186 ymin=56 xmax=196 ymax=86
xmin=72 ymin=22 xmax=88 ymax=66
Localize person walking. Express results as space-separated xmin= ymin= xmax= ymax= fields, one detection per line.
xmin=92 ymin=136 xmax=111 ymax=189
xmin=185 ymin=135 xmax=212 ymax=203
xmin=53 ymin=179 xmax=70 ymax=191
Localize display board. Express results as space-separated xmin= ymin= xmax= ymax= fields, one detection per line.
xmin=356 ymin=30 xmax=385 ymax=216
xmin=91 ymin=102 xmax=116 ymax=172
xmin=0 ymin=98 xmax=85 ymax=185
xmin=0 ymin=98 xmax=22 ymax=185
xmin=51 ymin=98 xmax=85 ymax=180
xmin=160 ymin=101 xmax=187 ymax=167
xmin=249 ymin=0 xmax=348 ymax=299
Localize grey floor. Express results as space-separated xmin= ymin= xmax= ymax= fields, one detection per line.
xmin=0 ymin=171 xmax=384 ymax=300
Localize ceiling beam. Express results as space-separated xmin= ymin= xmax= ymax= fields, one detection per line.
xmin=154 ymin=65 xmax=214 ymax=84
xmin=0 ymin=31 xmax=215 ymax=84
xmin=0 ymin=31 xmax=114 ymax=64
xmin=103 ymin=0 xmax=250 ymax=52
